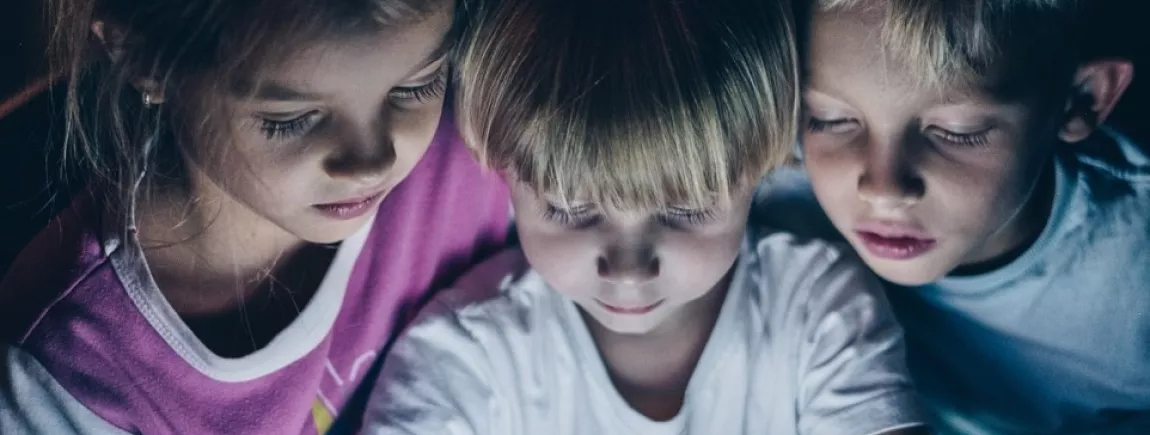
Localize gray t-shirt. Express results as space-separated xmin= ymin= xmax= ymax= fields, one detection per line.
xmin=753 ymin=128 xmax=1150 ymax=434
xmin=363 ymin=230 xmax=925 ymax=435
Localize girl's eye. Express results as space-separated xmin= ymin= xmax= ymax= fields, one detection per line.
xmin=542 ymin=203 xmax=600 ymax=229
xmin=258 ymin=111 xmax=321 ymax=140
xmin=806 ymin=117 xmax=856 ymax=134
xmin=389 ymin=68 xmax=447 ymax=104
xmin=931 ymin=127 xmax=992 ymax=148
xmin=657 ymin=207 xmax=714 ymax=228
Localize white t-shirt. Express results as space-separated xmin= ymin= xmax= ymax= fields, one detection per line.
xmin=363 ymin=230 xmax=925 ymax=435
xmin=753 ymin=128 xmax=1150 ymax=434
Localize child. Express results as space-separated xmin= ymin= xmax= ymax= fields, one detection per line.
xmin=0 ymin=0 xmax=510 ymax=433
xmin=362 ymin=0 xmax=927 ymax=433
xmin=756 ymin=0 xmax=1148 ymax=433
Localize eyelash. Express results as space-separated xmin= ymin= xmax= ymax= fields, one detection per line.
xmin=658 ymin=209 xmax=714 ymax=229
xmin=390 ymin=70 xmax=447 ymax=104
xmin=541 ymin=204 xmax=714 ymax=228
xmin=806 ymin=117 xmax=851 ymax=133
xmin=259 ymin=112 xmax=319 ymax=140
xmin=542 ymin=204 xmax=600 ymax=228
xmin=809 ymin=116 xmax=992 ymax=149
xmin=933 ymin=129 xmax=991 ymax=148
xmin=254 ymin=71 xmax=447 ymax=141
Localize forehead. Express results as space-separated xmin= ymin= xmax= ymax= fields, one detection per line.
xmin=235 ymin=7 xmax=452 ymax=96
xmin=806 ymin=8 xmax=901 ymax=94
xmin=805 ymin=7 xmax=997 ymax=107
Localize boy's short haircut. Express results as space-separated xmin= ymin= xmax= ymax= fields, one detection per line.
xmin=812 ymin=0 xmax=1088 ymax=102
xmin=455 ymin=0 xmax=799 ymax=210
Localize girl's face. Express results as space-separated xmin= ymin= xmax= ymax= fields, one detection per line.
xmin=181 ymin=7 xmax=453 ymax=244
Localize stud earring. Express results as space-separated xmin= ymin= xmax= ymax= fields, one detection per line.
xmin=142 ymin=92 xmax=154 ymax=106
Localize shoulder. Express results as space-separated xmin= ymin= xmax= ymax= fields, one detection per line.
xmin=0 ymin=345 xmax=130 ymax=434
xmin=746 ymin=227 xmax=863 ymax=287
xmin=396 ymin=247 xmax=549 ymax=354
xmin=1071 ymin=128 xmax=1150 ymax=196
xmin=1061 ymin=128 xmax=1150 ymax=259
xmin=1074 ymin=127 xmax=1150 ymax=180
xmin=0 ymin=192 xmax=120 ymax=344
xmin=742 ymin=228 xmax=885 ymax=325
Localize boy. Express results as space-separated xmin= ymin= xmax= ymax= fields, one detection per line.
xmin=362 ymin=0 xmax=927 ymax=433
xmin=756 ymin=0 xmax=1147 ymax=433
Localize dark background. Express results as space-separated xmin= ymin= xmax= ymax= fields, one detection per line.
xmin=1 ymin=1 xmax=1147 ymax=273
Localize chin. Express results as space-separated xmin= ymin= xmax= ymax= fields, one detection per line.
xmin=292 ymin=216 xmax=375 ymax=245
xmin=868 ymin=260 xmax=948 ymax=287
xmin=593 ymin=315 xmax=662 ymax=336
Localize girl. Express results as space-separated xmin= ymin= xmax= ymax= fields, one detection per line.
xmin=363 ymin=0 xmax=927 ymax=433
xmin=0 ymin=0 xmax=510 ymax=433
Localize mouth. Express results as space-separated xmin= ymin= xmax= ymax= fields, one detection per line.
xmin=853 ymin=221 xmax=937 ymax=260
xmin=595 ymin=299 xmax=664 ymax=315
xmin=312 ymin=188 xmax=389 ymax=220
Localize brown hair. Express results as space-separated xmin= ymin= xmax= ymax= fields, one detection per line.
xmin=455 ymin=0 xmax=799 ymax=211
xmin=48 ymin=0 xmax=451 ymax=220
xmin=811 ymin=0 xmax=1087 ymax=101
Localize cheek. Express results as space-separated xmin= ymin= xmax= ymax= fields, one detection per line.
xmin=802 ymin=149 xmax=859 ymax=220
xmin=660 ymin=227 xmax=744 ymax=290
xmin=515 ymin=225 xmax=598 ymax=293
xmin=925 ymin=151 xmax=1038 ymax=235
xmin=391 ymin=103 xmax=445 ymax=158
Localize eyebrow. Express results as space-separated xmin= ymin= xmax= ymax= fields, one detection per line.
xmin=247 ymin=82 xmax=324 ymax=101
xmin=232 ymin=34 xmax=451 ymax=102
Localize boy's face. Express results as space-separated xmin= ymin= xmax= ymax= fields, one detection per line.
xmin=800 ymin=7 xmax=1058 ymax=285
xmin=508 ymin=178 xmax=751 ymax=336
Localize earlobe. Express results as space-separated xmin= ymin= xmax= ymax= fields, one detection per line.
xmin=1058 ymin=59 xmax=1135 ymax=143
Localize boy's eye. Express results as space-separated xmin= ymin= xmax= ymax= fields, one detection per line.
xmin=542 ymin=203 xmax=600 ymax=229
xmin=806 ymin=116 xmax=856 ymax=134
xmin=389 ymin=68 xmax=448 ymax=105
xmin=257 ymin=111 xmax=322 ymax=140
xmin=929 ymin=127 xmax=992 ymax=148
xmin=657 ymin=207 xmax=714 ymax=228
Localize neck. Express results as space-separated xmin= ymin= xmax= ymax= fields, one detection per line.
xmin=134 ymin=179 xmax=308 ymax=315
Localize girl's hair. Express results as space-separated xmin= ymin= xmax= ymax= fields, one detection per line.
xmin=455 ymin=0 xmax=799 ymax=211
xmin=810 ymin=0 xmax=1088 ymax=101
xmin=48 ymin=0 xmax=452 ymax=220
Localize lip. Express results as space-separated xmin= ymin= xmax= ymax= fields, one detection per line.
xmin=313 ymin=189 xmax=389 ymax=220
xmin=596 ymin=299 xmax=664 ymax=315
xmin=853 ymin=220 xmax=937 ymax=260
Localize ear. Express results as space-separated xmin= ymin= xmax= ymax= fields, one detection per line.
xmin=1058 ymin=59 xmax=1135 ymax=143
xmin=90 ymin=21 xmax=124 ymax=62
xmin=91 ymin=20 xmax=167 ymax=104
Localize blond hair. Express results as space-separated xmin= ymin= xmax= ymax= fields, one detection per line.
xmin=455 ymin=0 xmax=799 ymax=211
xmin=813 ymin=0 xmax=1084 ymax=98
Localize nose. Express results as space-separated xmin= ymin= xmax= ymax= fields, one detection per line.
xmin=857 ymin=137 xmax=924 ymax=210
xmin=323 ymin=112 xmax=397 ymax=186
xmin=597 ymin=238 xmax=660 ymax=285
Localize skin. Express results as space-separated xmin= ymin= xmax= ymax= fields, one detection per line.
xmin=800 ymin=3 xmax=1130 ymax=286
xmin=508 ymin=177 xmax=752 ymax=420
xmin=100 ymin=6 xmax=454 ymax=355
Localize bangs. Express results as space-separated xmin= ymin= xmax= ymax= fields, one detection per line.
xmin=504 ymin=87 xmax=752 ymax=211
xmin=458 ymin=0 xmax=798 ymax=211
xmin=814 ymin=0 xmax=1079 ymax=94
